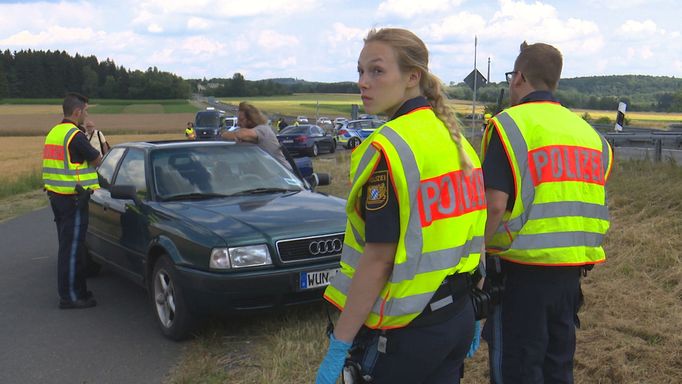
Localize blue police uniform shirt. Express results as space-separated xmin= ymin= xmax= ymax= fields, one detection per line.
xmin=482 ymin=91 xmax=558 ymax=209
xmin=361 ymin=96 xmax=431 ymax=243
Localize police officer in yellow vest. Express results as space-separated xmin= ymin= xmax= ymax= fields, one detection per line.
xmin=316 ymin=28 xmax=487 ymax=384
xmin=481 ymin=42 xmax=613 ymax=383
xmin=43 ymin=92 xmax=102 ymax=309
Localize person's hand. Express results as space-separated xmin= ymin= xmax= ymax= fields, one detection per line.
xmin=467 ymin=320 xmax=481 ymax=358
xmin=316 ymin=333 xmax=352 ymax=384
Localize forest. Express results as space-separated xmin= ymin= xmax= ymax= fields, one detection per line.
xmin=0 ymin=49 xmax=190 ymax=99
xmin=1 ymin=49 xmax=680 ymax=112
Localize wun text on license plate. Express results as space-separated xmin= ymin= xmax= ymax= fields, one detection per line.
xmin=300 ymin=268 xmax=339 ymax=289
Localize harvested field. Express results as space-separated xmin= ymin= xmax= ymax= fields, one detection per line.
xmin=0 ymin=133 xmax=183 ymax=181
xmin=0 ymin=113 xmax=194 ymax=136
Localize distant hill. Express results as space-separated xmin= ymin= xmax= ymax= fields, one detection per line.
xmin=446 ymin=75 xmax=682 ymax=112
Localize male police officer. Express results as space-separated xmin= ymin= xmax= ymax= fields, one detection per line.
xmin=481 ymin=42 xmax=612 ymax=383
xmin=43 ymin=92 xmax=102 ymax=309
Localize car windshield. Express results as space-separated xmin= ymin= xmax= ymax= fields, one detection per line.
xmin=195 ymin=113 xmax=220 ymax=127
xmin=151 ymin=145 xmax=304 ymax=200
xmin=281 ymin=126 xmax=309 ymax=135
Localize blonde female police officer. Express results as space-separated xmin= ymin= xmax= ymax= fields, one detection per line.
xmin=316 ymin=28 xmax=487 ymax=384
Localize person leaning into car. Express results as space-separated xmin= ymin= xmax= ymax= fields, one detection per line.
xmin=43 ymin=92 xmax=102 ymax=309
xmin=316 ymin=28 xmax=487 ymax=384
xmin=221 ymin=101 xmax=292 ymax=171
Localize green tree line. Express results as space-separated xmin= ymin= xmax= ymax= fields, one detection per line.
xmin=445 ymin=75 xmax=682 ymax=112
xmin=191 ymin=74 xmax=359 ymax=97
xmin=0 ymin=49 xmax=190 ymax=99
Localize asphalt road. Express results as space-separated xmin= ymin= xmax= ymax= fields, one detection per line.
xmin=0 ymin=207 xmax=183 ymax=384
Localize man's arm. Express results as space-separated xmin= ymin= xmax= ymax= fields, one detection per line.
xmin=484 ymin=188 xmax=509 ymax=245
xmin=221 ymin=128 xmax=258 ymax=143
xmin=332 ymin=242 xmax=396 ymax=343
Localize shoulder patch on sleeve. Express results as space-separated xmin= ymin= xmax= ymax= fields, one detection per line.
xmin=365 ymin=170 xmax=389 ymax=211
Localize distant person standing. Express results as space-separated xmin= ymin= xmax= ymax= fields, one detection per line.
xmin=278 ymin=118 xmax=288 ymax=131
xmin=221 ymin=101 xmax=292 ymax=170
xmin=85 ymin=120 xmax=110 ymax=156
xmin=185 ymin=122 xmax=195 ymax=140
xmin=43 ymin=92 xmax=102 ymax=309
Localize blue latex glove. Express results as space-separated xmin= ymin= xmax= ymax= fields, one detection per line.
xmin=316 ymin=333 xmax=352 ymax=384
xmin=467 ymin=321 xmax=481 ymax=358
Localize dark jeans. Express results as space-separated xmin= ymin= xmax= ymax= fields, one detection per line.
xmin=49 ymin=193 xmax=90 ymax=302
xmin=483 ymin=262 xmax=582 ymax=384
xmin=349 ymin=296 xmax=475 ymax=384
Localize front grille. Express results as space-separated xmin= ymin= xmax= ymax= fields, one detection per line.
xmin=276 ymin=233 xmax=344 ymax=263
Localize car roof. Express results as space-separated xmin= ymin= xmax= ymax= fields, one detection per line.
xmin=115 ymin=140 xmax=238 ymax=151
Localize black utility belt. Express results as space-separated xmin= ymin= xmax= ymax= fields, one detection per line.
xmin=409 ymin=273 xmax=472 ymax=328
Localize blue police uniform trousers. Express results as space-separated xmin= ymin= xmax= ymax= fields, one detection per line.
xmin=348 ymin=279 xmax=475 ymax=384
xmin=49 ymin=192 xmax=90 ymax=302
xmin=483 ymin=262 xmax=582 ymax=384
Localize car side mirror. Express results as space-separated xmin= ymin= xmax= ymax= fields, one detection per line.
xmin=110 ymin=184 xmax=138 ymax=201
xmin=305 ymin=172 xmax=331 ymax=190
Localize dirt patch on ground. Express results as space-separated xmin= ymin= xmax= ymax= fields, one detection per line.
xmin=0 ymin=113 xmax=194 ymax=136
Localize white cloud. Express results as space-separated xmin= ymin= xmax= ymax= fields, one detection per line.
xmin=325 ymin=22 xmax=366 ymax=48
xmin=187 ymin=17 xmax=211 ymax=31
xmin=422 ymin=12 xmax=486 ymax=41
xmin=257 ymin=30 xmax=300 ymax=50
xmin=180 ymin=36 xmax=227 ymax=55
xmin=377 ymin=0 xmax=463 ymax=19
xmin=147 ymin=24 xmax=163 ymax=33
xmin=618 ymin=19 xmax=658 ymax=36
xmin=0 ymin=26 xmax=105 ymax=46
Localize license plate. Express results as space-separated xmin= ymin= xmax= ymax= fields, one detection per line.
xmin=282 ymin=139 xmax=294 ymax=144
xmin=300 ymin=268 xmax=338 ymax=290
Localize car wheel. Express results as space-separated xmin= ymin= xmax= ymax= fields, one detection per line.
xmin=151 ymin=255 xmax=194 ymax=340
xmin=310 ymin=143 xmax=319 ymax=157
xmin=349 ymin=138 xmax=360 ymax=149
xmin=329 ymin=140 xmax=336 ymax=153
xmin=84 ymin=248 xmax=102 ymax=278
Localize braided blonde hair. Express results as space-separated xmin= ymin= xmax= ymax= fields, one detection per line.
xmin=364 ymin=28 xmax=473 ymax=174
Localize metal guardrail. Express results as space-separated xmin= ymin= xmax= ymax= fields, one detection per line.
xmin=602 ymin=128 xmax=682 ymax=163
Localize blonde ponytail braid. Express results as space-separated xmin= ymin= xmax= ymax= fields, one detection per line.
xmin=423 ymin=73 xmax=474 ymax=175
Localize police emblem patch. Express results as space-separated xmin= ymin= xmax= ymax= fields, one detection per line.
xmin=365 ymin=170 xmax=389 ymax=210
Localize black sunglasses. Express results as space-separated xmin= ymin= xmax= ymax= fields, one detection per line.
xmin=505 ymin=70 xmax=525 ymax=84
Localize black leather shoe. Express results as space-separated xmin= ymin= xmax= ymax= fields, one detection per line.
xmin=59 ymin=297 xmax=97 ymax=309
xmin=83 ymin=290 xmax=94 ymax=300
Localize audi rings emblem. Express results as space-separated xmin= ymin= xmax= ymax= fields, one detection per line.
xmin=309 ymin=238 xmax=343 ymax=256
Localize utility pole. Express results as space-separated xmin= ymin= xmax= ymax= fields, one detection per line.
xmin=471 ymin=36 xmax=478 ymax=139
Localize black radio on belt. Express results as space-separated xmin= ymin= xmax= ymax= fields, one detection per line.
xmin=483 ymin=253 xmax=505 ymax=306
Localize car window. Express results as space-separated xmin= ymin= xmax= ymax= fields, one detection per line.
xmin=371 ymin=120 xmax=385 ymax=128
xmin=97 ymin=147 xmax=125 ymax=189
xmin=114 ymin=149 xmax=147 ymax=198
xmin=281 ymin=126 xmax=309 ymax=135
xmin=151 ymin=145 xmax=304 ymax=199
xmin=195 ymin=112 xmax=219 ymax=127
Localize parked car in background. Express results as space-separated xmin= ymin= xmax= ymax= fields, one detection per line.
xmin=296 ymin=116 xmax=309 ymax=123
xmin=224 ymin=116 xmax=238 ymax=132
xmin=358 ymin=114 xmax=380 ymax=120
xmin=333 ymin=117 xmax=348 ymax=125
xmin=86 ymin=140 xmax=345 ymax=340
xmin=277 ymin=124 xmax=336 ymax=156
xmin=335 ymin=119 xmax=385 ymax=149
xmin=317 ymin=116 xmax=332 ymax=126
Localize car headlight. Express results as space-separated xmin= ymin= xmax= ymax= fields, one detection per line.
xmin=210 ymin=245 xmax=272 ymax=269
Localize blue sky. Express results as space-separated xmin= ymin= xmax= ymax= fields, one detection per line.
xmin=0 ymin=0 xmax=679 ymax=84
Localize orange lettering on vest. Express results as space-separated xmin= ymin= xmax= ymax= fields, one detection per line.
xmin=418 ymin=168 xmax=486 ymax=227
xmin=528 ymin=145 xmax=604 ymax=186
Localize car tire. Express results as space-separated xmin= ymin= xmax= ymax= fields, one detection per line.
xmin=310 ymin=143 xmax=319 ymax=157
xmin=329 ymin=140 xmax=336 ymax=153
xmin=349 ymin=137 xmax=360 ymax=149
xmin=84 ymin=248 xmax=102 ymax=278
xmin=151 ymin=255 xmax=194 ymax=340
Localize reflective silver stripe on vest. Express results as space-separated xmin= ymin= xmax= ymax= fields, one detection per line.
xmin=391 ymin=236 xmax=484 ymax=283
xmin=353 ymin=145 xmax=380 ymax=184
xmin=43 ymin=178 xmax=98 ymax=187
xmin=512 ymin=231 xmax=604 ymax=250
xmin=495 ymin=113 xmax=535 ymax=225
xmin=351 ymin=224 xmax=365 ymax=248
xmin=380 ymin=127 xmax=423 ymax=268
xmin=42 ymin=166 xmax=97 ymax=176
xmin=501 ymin=201 xmax=610 ymax=233
xmin=340 ymin=244 xmax=363 ymax=268
xmin=61 ymin=127 xmax=79 ymax=170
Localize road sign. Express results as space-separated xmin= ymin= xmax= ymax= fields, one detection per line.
xmin=464 ymin=69 xmax=487 ymax=91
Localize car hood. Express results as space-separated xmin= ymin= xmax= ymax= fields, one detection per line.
xmin=154 ymin=191 xmax=346 ymax=243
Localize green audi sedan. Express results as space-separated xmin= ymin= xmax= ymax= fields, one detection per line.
xmin=86 ymin=140 xmax=346 ymax=340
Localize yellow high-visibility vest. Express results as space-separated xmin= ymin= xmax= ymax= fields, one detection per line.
xmin=43 ymin=122 xmax=100 ymax=194
xmin=481 ymin=101 xmax=612 ymax=266
xmin=324 ymin=107 xmax=487 ymax=329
